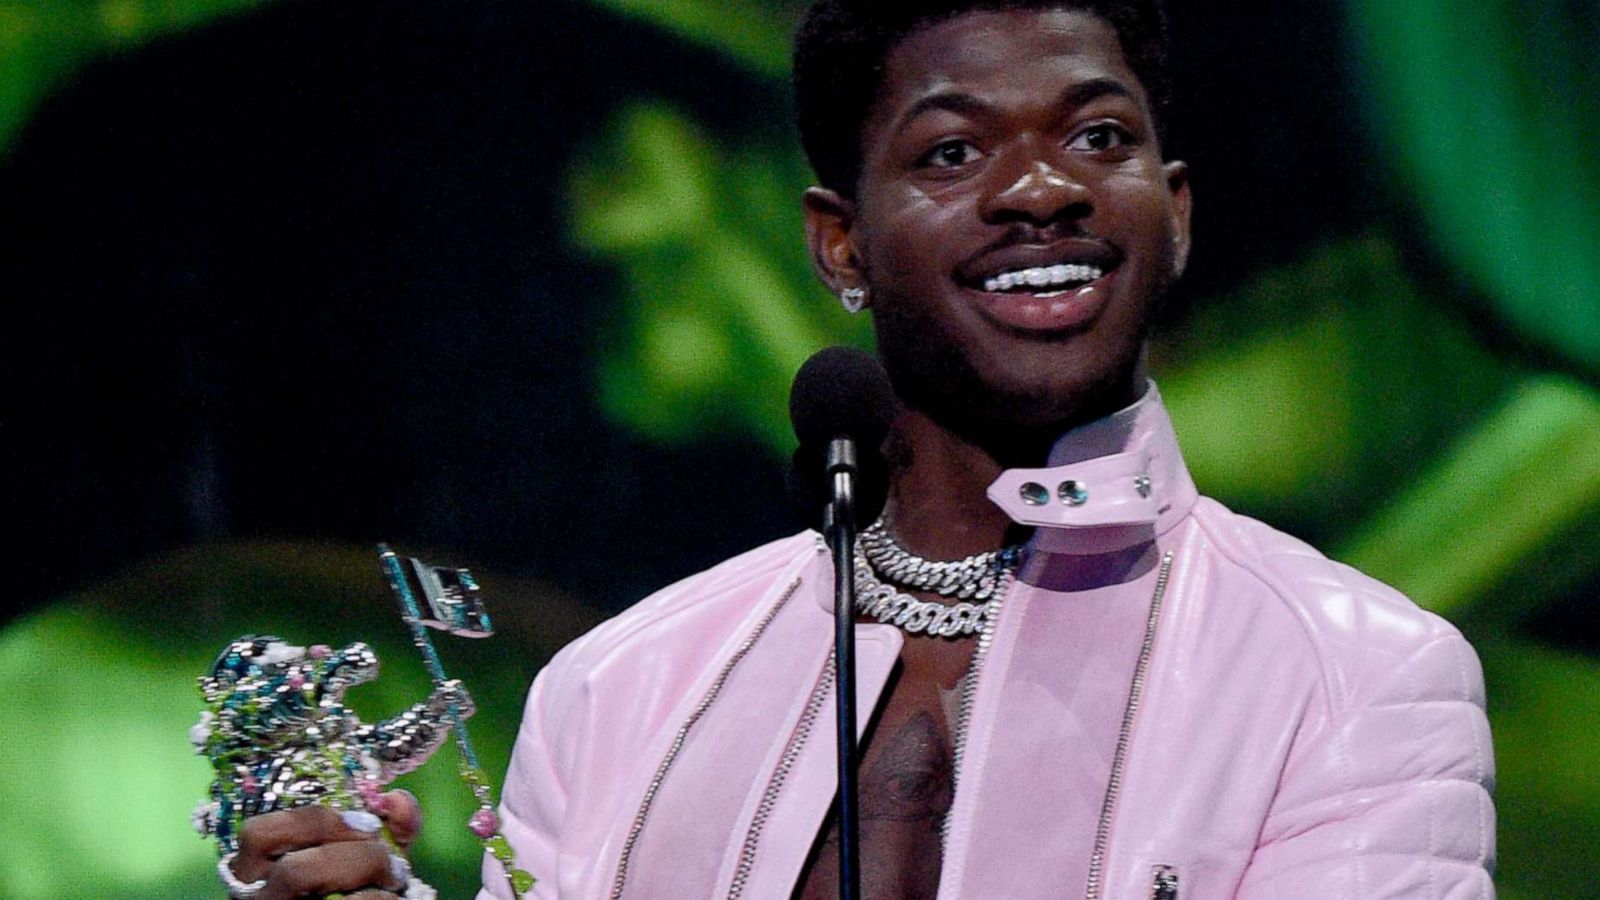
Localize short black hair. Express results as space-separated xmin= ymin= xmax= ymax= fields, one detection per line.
xmin=793 ymin=0 xmax=1170 ymax=197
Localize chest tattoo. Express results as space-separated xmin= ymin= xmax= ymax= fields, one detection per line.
xmin=794 ymin=709 xmax=954 ymax=899
xmin=860 ymin=711 xmax=954 ymax=823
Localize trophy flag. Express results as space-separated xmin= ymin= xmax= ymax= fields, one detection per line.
xmin=394 ymin=553 xmax=495 ymax=637
xmin=375 ymin=544 xmax=534 ymax=897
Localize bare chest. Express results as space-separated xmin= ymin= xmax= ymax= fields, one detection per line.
xmin=793 ymin=634 xmax=977 ymax=900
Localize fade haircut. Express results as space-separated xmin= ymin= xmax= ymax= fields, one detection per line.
xmin=792 ymin=0 xmax=1170 ymax=197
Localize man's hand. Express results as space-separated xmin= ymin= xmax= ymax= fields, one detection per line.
xmin=230 ymin=790 xmax=422 ymax=900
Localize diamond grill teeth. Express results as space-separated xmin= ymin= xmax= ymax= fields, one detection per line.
xmin=983 ymin=264 xmax=1104 ymax=293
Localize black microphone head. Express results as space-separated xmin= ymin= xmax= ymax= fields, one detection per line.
xmin=787 ymin=346 xmax=897 ymax=529
xmin=788 ymin=346 xmax=898 ymax=449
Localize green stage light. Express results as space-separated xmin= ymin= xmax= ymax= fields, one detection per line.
xmin=1350 ymin=0 xmax=1600 ymax=370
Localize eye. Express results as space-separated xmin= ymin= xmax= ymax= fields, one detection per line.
xmin=918 ymin=139 xmax=982 ymax=169
xmin=1067 ymin=123 xmax=1135 ymax=153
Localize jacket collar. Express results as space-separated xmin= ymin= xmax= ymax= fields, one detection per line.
xmin=987 ymin=381 xmax=1198 ymax=556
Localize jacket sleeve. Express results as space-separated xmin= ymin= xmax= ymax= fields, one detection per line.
xmin=476 ymin=664 xmax=571 ymax=900
xmin=1235 ymin=629 xmax=1496 ymax=898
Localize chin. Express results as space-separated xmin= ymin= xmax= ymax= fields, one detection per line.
xmin=874 ymin=292 xmax=1147 ymax=441
xmin=983 ymin=333 xmax=1141 ymax=409
xmin=886 ymin=342 xmax=1140 ymax=450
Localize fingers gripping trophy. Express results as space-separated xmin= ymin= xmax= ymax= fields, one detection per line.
xmin=190 ymin=546 xmax=535 ymax=899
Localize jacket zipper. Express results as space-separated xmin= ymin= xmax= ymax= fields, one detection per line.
xmin=1085 ymin=551 xmax=1175 ymax=900
xmin=609 ymin=576 xmax=805 ymax=900
xmin=726 ymin=653 xmax=836 ymax=898
xmin=1150 ymin=864 xmax=1179 ymax=899
xmin=942 ymin=566 xmax=1013 ymax=844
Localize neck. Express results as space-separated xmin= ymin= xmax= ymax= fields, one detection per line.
xmin=879 ymin=367 xmax=1149 ymax=561
xmin=879 ymin=410 xmax=1034 ymax=561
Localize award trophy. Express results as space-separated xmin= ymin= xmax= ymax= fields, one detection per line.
xmin=191 ymin=545 xmax=534 ymax=899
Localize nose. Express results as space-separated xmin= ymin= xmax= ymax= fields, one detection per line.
xmin=979 ymin=149 xmax=1091 ymax=226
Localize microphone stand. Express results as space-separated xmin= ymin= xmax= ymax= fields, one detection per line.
xmin=823 ymin=437 xmax=862 ymax=900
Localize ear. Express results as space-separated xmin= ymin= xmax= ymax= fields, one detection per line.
xmin=1163 ymin=160 xmax=1193 ymax=278
xmin=802 ymin=186 xmax=865 ymax=300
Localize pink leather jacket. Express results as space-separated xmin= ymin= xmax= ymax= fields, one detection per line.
xmin=479 ymin=387 xmax=1495 ymax=899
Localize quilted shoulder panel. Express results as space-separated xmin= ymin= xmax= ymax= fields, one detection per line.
xmin=1188 ymin=500 xmax=1495 ymax=898
xmin=1190 ymin=498 xmax=1466 ymax=712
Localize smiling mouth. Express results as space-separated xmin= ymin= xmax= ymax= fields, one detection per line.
xmin=979 ymin=263 xmax=1105 ymax=297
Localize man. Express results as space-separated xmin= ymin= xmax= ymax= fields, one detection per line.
xmin=230 ymin=2 xmax=1495 ymax=897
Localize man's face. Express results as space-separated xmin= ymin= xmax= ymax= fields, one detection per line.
xmin=806 ymin=8 xmax=1191 ymax=443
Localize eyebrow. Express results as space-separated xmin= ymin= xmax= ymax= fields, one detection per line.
xmin=1058 ymin=76 xmax=1138 ymax=110
xmin=894 ymin=91 xmax=996 ymax=132
xmin=891 ymin=76 xmax=1140 ymax=134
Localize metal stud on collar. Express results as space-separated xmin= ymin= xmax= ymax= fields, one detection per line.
xmin=1058 ymin=480 xmax=1089 ymax=506
xmin=1019 ymin=481 xmax=1049 ymax=505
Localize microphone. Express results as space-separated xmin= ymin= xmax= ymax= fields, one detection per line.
xmin=787 ymin=346 xmax=898 ymax=530
xmin=785 ymin=345 xmax=898 ymax=900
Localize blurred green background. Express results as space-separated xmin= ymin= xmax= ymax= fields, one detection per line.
xmin=1 ymin=0 xmax=1596 ymax=896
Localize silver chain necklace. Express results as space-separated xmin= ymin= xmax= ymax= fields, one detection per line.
xmin=859 ymin=519 xmax=1018 ymax=600
xmin=854 ymin=519 xmax=1023 ymax=638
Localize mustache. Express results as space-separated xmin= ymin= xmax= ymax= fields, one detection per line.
xmin=976 ymin=220 xmax=1118 ymax=257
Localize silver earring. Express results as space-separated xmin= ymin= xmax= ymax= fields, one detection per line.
xmin=840 ymin=287 xmax=867 ymax=313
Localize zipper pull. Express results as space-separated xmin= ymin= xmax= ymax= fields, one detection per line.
xmin=1150 ymin=865 xmax=1179 ymax=900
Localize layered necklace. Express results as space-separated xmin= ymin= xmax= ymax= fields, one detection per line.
xmin=854 ymin=518 xmax=1023 ymax=638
